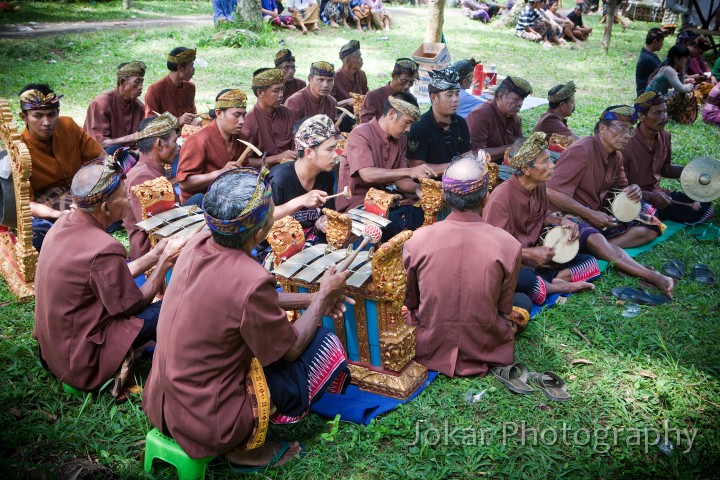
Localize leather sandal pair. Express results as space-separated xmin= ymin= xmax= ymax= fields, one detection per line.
xmin=491 ymin=363 xmax=571 ymax=401
xmin=661 ymin=259 xmax=716 ymax=286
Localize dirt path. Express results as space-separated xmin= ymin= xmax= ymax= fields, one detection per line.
xmin=0 ymin=6 xmax=422 ymax=39
xmin=0 ymin=14 xmax=212 ymax=39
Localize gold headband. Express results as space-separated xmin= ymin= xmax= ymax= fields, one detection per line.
xmin=508 ymin=132 xmax=548 ymax=170
xmin=117 ymin=61 xmax=147 ymax=78
xmin=136 ymin=112 xmax=179 ymax=141
xmin=547 ymin=81 xmax=576 ymax=103
xmin=252 ymin=68 xmax=284 ymax=87
xmin=20 ymin=89 xmax=62 ymax=110
xmin=387 ymin=96 xmax=420 ymax=121
xmin=215 ymin=89 xmax=247 ymax=110
xmin=167 ymin=48 xmax=196 ymax=65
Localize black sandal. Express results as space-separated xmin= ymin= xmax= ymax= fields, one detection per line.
xmin=660 ymin=259 xmax=685 ymax=280
xmin=691 ymin=264 xmax=716 ymax=286
xmin=611 ymin=287 xmax=671 ymax=306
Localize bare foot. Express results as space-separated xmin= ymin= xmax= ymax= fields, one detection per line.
xmin=302 ymin=28 xmax=308 ymax=35
xmin=330 ymin=21 xmax=339 ymax=28
xmin=549 ymin=278 xmax=596 ymax=294
xmin=312 ymin=24 xmax=320 ymax=32
xmin=649 ymin=272 xmax=674 ymax=298
xmin=226 ymin=441 xmax=302 ymax=469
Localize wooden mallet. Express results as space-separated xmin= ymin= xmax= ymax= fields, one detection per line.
xmin=335 ymin=106 xmax=356 ymax=129
xmin=323 ymin=186 xmax=351 ymax=201
xmin=236 ymin=139 xmax=263 ymax=165
xmin=336 ymin=224 xmax=383 ymax=272
xmin=670 ymin=199 xmax=701 ymax=211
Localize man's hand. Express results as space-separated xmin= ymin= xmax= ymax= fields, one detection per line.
xmin=584 ymin=209 xmax=617 ymax=229
xmin=643 ymin=190 xmax=672 ymax=209
xmin=338 ymin=98 xmax=354 ymax=108
xmin=157 ymin=237 xmax=188 ymax=268
xmin=408 ymin=164 xmax=435 ymax=181
xmin=524 ymin=246 xmax=556 ymax=266
xmin=559 ymin=217 xmax=580 ymax=241
xmin=301 ymin=190 xmax=328 ymax=208
xmin=317 ymin=265 xmax=353 ymax=318
xmin=178 ymin=113 xmax=197 ymax=126
xmin=623 ymin=184 xmax=642 ymax=202
xmin=315 ymin=214 xmax=328 ymax=233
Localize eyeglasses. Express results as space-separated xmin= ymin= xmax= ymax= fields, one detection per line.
xmin=608 ymin=123 xmax=635 ymax=136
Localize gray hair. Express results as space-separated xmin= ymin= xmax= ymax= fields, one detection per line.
xmin=204 ymin=169 xmax=265 ymax=249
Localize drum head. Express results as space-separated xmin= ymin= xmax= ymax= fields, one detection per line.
xmin=610 ymin=192 xmax=641 ymax=223
xmin=543 ymin=226 xmax=579 ymax=264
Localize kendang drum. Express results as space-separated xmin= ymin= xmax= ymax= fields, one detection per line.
xmin=606 ymin=190 xmax=641 ymax=223
xmin=540 ymin=225 xmax=579 ymax=264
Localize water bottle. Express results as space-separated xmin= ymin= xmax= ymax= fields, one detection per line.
xmin=486 ymin=65 xmax=497 ymax=87
xmin=471 ymin=63 xmax=485 ymax=96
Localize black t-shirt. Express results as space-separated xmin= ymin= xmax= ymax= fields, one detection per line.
xmin=406 ymin=110 xmax=472 ymax=165
xmin=269 ymin=161 xmax=336 ymax=228
xmin=567 ymin=10 xmax=583 ymax=27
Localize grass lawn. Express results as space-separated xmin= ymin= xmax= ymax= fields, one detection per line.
xmin=0 ymin=0 xmax=212 ymax=26
xmin=1 ymin=5 xmax=720 ymax=479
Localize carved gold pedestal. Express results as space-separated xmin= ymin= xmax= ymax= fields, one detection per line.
xmin=349 ymin=361 xmax=428 ymax=400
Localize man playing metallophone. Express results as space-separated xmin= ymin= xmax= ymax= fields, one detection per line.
xmin=403 ymin=157 xmax=533 ymax=377
xmin=143 ymin=167 xmax=352 ymax=472
xmin=485 ymin=133 xmax=599 ymax=306
xmin=547 ymin=106 xmax=674 ymax=297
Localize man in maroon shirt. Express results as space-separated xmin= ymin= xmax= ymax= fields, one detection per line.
xmin=623 ymin=92 xmax=713 ymax=224
xmin=403 ymin=157 xmax=532 ymax=377
xmin=534 ymin=81 xmax=580 ymax=141
xmin=337 ymin=92 xmax=433 ymax=240
xmin=177 ymin=89 xmax=246 ymax=203
xmin=242 ymin=67 xmax=297 ymax=168
xmin=143 ymin=47 xmax=198 ymax=126
xmin=285 ymin=61 xmax=338 ymax=123
xmin=275 ymin=49 xmax=307 ymax=105
xmin=143 ymin=167 xmax=351 ymax=469
xmin=467 ymin=76 xmax=530 ymax=163
xmin=547 ymin=106 xmax=674 ymax=297
xmin=360 ymin=58 xmax=418 ymax=124
xmin=33 ymin=150 xmax=185 ymax=393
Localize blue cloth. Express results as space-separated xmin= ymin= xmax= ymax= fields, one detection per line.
xmin=213 ymin=0 xmax=237 ymax=24
xmin=31 ymin=217 xmax=54 ymax=251
xmin=133 ymin=301 xmax=163 ymax=348
xmin=310 ymin=371 xmax=439 ymax=425
xmin=262 ymin=0 xmax=278 ymax=11
xmin=457 ymin=89 xmax=486 ymax=119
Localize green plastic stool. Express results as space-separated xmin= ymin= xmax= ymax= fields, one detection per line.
xmin=62 ymin=383 xmax=84 ymax=397
xmin=144 ymin=428 xmax=214 ymax=480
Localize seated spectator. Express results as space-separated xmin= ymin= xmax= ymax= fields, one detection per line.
xmin=367 ymin=0 xmax=392 ymax=31
xmin=460 ymin=0 xmax=500 ymax=23
xmin=323 ymin=0 xmax=351 ymax=28
xmin=351 ymin=0 xmax=373 ymax=31
xmin=545 ymin=0 xmax=583 ymax=43
xmin=262 ymin=0 xmax=296 ymax=29
xmin=275 ymin=49 xmax=307 ymax=103
xmin=702 ymin=82 xmax=720 ymax=127
xmin=212 ymin=0 xmax=236 ymax=25
xmin=516 ymin=0 xmax=561 ymax=47
xmin=566 ymin=2 xmax=592 ymax=40
xmin=646 ymin=45 xmax=697 ymax=124
xmin=288 ymin=0 xmax=320 ymax=34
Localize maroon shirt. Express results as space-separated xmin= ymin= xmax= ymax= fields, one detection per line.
xmin=284 ymin=86 xmax=338 ymax=123
xmin=177 ymin=120 xmax=245 ymax=203
xmin=33 ymin=211 xmax=144 ymax=390
xmin=403 ymin=211 xmax=520 ymax=377
xmin=467 ymin=100 xmax=522 ymax=151
xmin=548 ymin=134 xmax=628 ymax=211
xmin=124 ymin=158 xmax=176 ymax=260
xmin=336 ymin=118 xmax=408 ymax=212
xmin=331 ymin=67 xmax=369 ymax=102
xmin=84 ymin=87 xmax=144 ymax=146
xmin=143 ymin=232 xmax=298 ymax=458
xmin=282 ymin=78 xmax=306 ymax=104
xmin=360 ymin=83 xmax=396 ymax=124
xmin=241 ymin=104 xmax=295 ymax=159
xmin=533 ymin=110 xmax=575 ymax=139
xmin=143 ymin=75 xmax=197 ymax=119
xmin=621 ymin=128 xmax=672 ymax=192
xmin=485 ymin=175 xmax=548 ymax=250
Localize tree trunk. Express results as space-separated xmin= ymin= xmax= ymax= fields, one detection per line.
xmin=236 ymin=0 xmax=263 ymax=26
xmin=424 ymin=0 xmax=445 ymax=43
xmin=601 ymin=0 xmax=617 ymax=54
xmin=122 ymin=0 xmax=133 ymax=9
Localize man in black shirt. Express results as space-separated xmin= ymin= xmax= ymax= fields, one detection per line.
xmin=635 ymin=28 xmax=667 ymax=96
xmin=566 ymin=2 xmax=592 ymax=40
xmin=407 ymin=67 xmax=472 ymax=176
xmin=270 ymin=114 xmax=340 ymax=243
